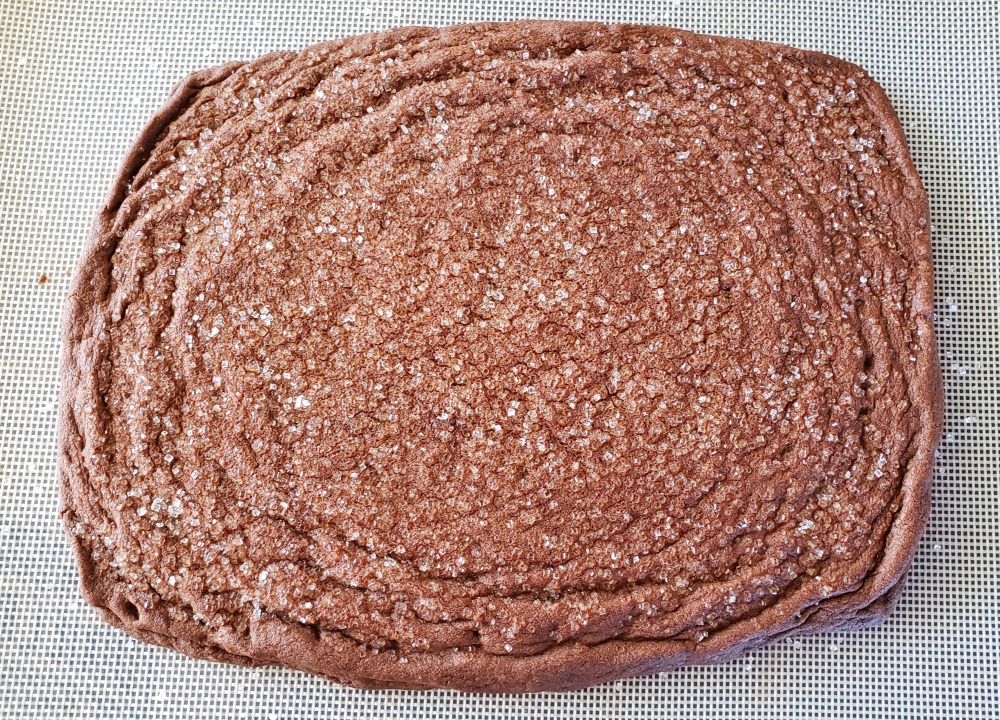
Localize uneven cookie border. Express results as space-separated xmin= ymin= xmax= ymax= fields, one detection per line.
xmin=58 ymin=21 xmax=943 ymax=693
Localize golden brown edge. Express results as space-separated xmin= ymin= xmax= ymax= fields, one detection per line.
xmin=58 ymin=20 xmax=943 ymax=693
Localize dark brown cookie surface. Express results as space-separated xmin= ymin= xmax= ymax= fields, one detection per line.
xmin=60 ymin=21 xmax=940 ymax=692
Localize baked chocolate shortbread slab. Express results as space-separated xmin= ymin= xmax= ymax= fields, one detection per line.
xmin=60 ymin=22 xmax=941 ymax=692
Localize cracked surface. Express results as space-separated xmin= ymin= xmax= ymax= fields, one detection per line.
xmin=60 ymin=22 xmax=940 ymax=692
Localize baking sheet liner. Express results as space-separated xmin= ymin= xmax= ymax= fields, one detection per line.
xmin=1 ymin=1 xmax=997 ymax=717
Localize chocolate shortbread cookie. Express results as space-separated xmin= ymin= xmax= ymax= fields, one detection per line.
xmin=60 ymin=21 xmax=941 ymax=692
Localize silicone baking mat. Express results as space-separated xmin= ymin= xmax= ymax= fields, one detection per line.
xmin=1 ymin=1 xmax=997 ymax=717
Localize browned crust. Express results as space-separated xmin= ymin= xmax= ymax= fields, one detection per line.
xmin=59 ymin=21 xmax=942 ymax=693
